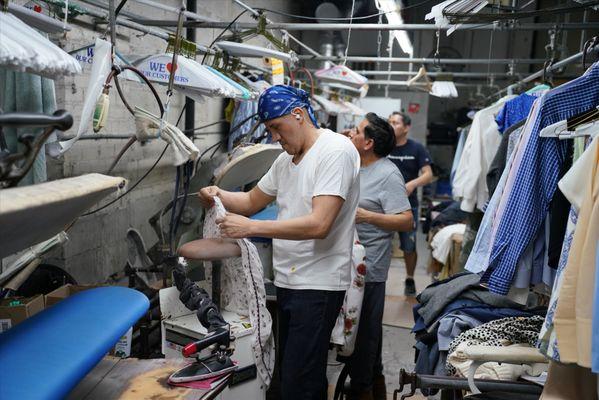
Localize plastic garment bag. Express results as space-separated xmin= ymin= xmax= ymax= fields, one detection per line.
xmin=48 ymin=38 xmax=111 ymax=156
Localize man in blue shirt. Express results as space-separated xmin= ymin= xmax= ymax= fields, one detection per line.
xmin=387 ymin=112 xmax=433 ymax=296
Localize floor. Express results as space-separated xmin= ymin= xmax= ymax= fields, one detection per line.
xmin=325 ymin=233 xmax=434 ymax=400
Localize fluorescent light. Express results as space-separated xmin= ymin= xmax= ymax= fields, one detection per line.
xmin=375 ymin=0 xmax=414 ymax=57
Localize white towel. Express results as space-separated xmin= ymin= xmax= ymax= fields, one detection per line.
xmin=134 ymin=107 xmax=199 ymax=166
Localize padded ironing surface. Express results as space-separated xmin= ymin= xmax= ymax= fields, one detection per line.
xmin=0 ymin=287 xmax=149 ymax=400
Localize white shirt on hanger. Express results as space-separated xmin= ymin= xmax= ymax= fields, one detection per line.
xmin=452 ymin=96 xmax=515 ymax=212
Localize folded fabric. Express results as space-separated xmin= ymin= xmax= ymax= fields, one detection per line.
xmin=134 ymin=107 xmax=199 ymax=166
xmin=446 ymin=315 xmax=545 ymax=375
xmin=448 ymin=343 xmax=546 ymax=381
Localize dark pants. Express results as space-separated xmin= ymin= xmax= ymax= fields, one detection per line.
xmin=347 ymin=282 xmax=386 ymax=390
xmin=277 ymin=287 xmax=346 ymax=400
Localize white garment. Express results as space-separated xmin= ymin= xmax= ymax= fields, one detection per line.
xmin=452 ymin=96 xmax=515 ymax=212
xmin=257 ymin=129 xmax=360 ymax=291
xmin=558 ymin=135 xmax=599 ymax=211
xmin=431 ymin=224 xmax=466 ymax=264
xmin=134 ymin=107 xmax=199 ymax=166
xmin=203 ymin=198 xmax=275 ymax=386
xmin=448 ymin=342 xmax=547 ymax=381
xmin=331 ymin=235 xmax=366 ymax=356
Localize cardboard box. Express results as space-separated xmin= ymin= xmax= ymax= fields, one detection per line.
xmin=44 ymin=284 xmax=103 ymax=307
xmin=0 ymin=295 xmax=45 ymax=333
xmin=111 ymin=327 xmax=133 ymax=358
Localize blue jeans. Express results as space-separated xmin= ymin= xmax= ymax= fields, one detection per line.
xmin=399 ymin=207 xmax=419 ymax=252
xmin=276 ymin=287 xmax=345 ymax=400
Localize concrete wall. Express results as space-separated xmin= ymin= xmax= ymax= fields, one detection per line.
xmin=34 ymin=0 xmax=297 ymax=283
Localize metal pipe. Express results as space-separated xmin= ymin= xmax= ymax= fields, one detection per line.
xmin=297 ymin=55 xmax=547 ymax=64
xmin=69 ymin=0 xmax=215 ymax=54
xmin=492 ymin=47 xmax=598 ymax=98
xmin=367 ymin=80 xmax=483 ymax=88
xmin=354 ymin=71 xmax=518 ymax=78
xmin=7 ymin=2 xmax=71 ymax=33
xmin=151 ymin=21 xmax=599 ymax=32
xmin=130 ymin=0 xmax=217 ymax=22
xmin=231 ymin=0 xmax=322 ymax=58
xmin=185 ymin=0 xmax=197 ymax=139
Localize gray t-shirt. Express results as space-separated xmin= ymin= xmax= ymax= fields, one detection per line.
xmin=356 ymin=158 xmax=411 ymax=282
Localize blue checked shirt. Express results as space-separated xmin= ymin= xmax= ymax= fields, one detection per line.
xmin=482 ymin=62 xmax=599 ymax=295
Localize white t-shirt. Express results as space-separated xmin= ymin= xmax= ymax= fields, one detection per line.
xmin=257 ymin=129 xmax=360 ymax=291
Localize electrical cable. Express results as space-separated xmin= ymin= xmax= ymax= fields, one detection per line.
xmin=81 ymin=107 xmax=186 ymax=218
xmin=255 ymin=0 xmax=437 ymax=21
xmin=342 ymin=0 xmax=356 ymax=67
xmin=201 ymin=9 xmax=248 ymax=64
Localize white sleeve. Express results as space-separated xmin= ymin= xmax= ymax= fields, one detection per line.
xmin=313 ymin=149 xmax=358 ymax=200
xmin=257 ymin=157 xmax=280 ymax=197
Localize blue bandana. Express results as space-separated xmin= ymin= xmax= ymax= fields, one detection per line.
xmin=257 ymin=85 xmax=319 ymax=128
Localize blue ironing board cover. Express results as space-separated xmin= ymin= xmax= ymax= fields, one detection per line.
xmin=0 ymin=286 xmax=149 ymax=400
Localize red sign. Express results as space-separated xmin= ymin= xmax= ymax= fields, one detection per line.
xmin=408 ymin=103 xmax=420 ymax=113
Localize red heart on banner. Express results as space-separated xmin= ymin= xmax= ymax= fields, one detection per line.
xmin=34 ymin=5 xmax=42 ymax=12
xmin=166 ymin=63 xmax=177 ymax=73
xmin=342 ymin=71 xmax=348 ymax=76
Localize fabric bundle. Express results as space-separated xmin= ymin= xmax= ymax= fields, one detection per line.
xmin=134 ymin=107 xmax=199 ymax=166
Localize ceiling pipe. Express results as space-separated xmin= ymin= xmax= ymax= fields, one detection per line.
xmin=137 ymin=21 xmax=599 ymax=32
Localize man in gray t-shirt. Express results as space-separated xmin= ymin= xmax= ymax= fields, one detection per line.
xmin=347 ymin=113 xmax=413 ymax=399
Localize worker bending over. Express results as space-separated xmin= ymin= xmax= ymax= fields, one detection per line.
xmin=198 ymin=85 xmax=360 ymax=400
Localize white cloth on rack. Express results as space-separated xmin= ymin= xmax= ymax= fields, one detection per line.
xmin=431 ymin=224 xmax=466 ymax=264
xmin=0 ymin=12 xmax=81 ymax=78
xmin=452 ymin=96 xmax=515 ymax=212
xmin=331 ymin=235 xmax=366 ymax=357
xmin=202 ymin=197 xmax=275 ymax=386
xmin=134 ymin=107 xmax=199 ymax=166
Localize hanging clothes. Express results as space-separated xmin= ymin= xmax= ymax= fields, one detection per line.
xmin=452 ymin=96 xmax=515 ymax=212
xmin=538 ymin=135 xmax=598 ymax=362
xmin=486 ymin=119 xmax=526 ymax=198
xmin=495 ymin=93 xmax=536 ymax=134
xmin=464 ymin=124 xmax=524 ymax=275
xmin=450 ymin=126 xmax=468 ymax=185
xmin=553 ymin=135 xmax=599 ymax=368
xmin=202 ymin=198 xmax=275 ymax=386
xmin=483 ymin=63 xmax=599 ymax=295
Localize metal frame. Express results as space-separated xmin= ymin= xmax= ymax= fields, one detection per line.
xmin=135 ymin=21 xmax=599 ymax=32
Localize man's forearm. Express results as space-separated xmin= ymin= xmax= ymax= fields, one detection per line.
xmin=249 ymin=215 xmax=331 ymax=240
xmin=408 ymin=169 xmax=433 ymax=188
xmin=365 ymin=210 xmax=413 ymax=232
xmin=216 ymin=190 xmax=254 ymax=216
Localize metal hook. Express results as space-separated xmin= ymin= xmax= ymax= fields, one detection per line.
xmin=433 ymin=30 xmax=441 ymax=69
xmin=582 ymin=36 xmax=599 ymax=71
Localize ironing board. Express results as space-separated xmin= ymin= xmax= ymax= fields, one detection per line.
xmin=0 ymin=287 xmax=149 ymax=400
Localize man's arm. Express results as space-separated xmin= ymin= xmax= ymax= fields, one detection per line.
xmin=356 ymin=208 xmax=413 ymax=232
xmin=199 ymin=186 xmax=274 ymax=216
xmin=406 ymin=164 xmax=433 ymax=195
xmin=217 ymin=195 xmax=345 ymax=240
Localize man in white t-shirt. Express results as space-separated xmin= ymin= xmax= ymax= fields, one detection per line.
xmin=198 ymin=85 xmax=360 ymax=400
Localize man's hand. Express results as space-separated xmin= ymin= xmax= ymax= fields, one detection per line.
xmin=355 ymin=207 xmax=371 ymax=224
xmin=405 ymin=181 xmax=417 ymax=196
xmin=216 ymin=212 xmax=256 ymax=239
xmin=198 ymin=186 xmax=220 ymax=208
